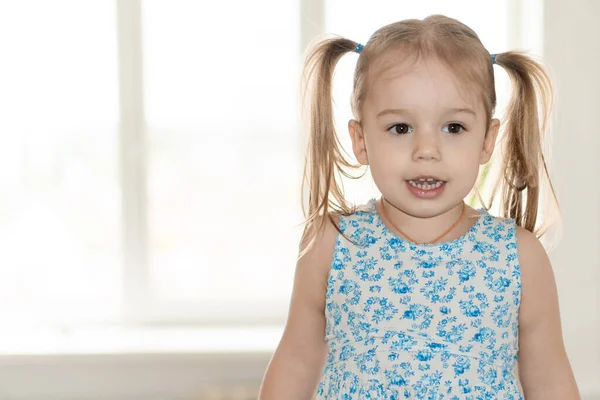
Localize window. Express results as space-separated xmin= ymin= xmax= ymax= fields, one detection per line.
xmin=0 ymin=1 xmax=120 ymax=328
xmin=0 ymin=0 xmax=302 ymax=330
xmin=141 ymin=0 xmax=302 ymax=324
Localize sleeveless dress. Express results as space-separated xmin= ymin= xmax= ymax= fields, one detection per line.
xmin=316 ymin=198 xmax=523 ymax=399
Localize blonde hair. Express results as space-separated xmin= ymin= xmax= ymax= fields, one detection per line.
xmin=299 ymin=15 xmax=557 ymax=258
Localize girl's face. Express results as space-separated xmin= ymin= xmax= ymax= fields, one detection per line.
xmin=349 ymin=54 xmax=500 ymax=218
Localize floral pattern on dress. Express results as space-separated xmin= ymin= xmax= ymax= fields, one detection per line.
xmin=316 ymin=198 xmax=523 ymax=399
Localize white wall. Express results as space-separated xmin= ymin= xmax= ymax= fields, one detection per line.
xmin=543 ymin=0 xmax=600 ymax=395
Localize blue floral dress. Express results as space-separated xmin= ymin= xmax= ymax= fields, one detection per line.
xmin=316 ymin=198 xmax=523 ymax=399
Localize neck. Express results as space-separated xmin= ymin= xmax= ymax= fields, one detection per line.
xmin=379 ymin=197 xmax=468 ymax=243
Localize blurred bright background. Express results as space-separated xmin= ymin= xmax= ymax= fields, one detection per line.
xmin=0 ymin=0 xmax=597 ymax=399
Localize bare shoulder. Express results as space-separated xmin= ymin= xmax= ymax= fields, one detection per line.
xmin=515 ymin=225 xmax=551 ymax=271
xmin=514 ymin=225 xmax=556 ymax=328
xmin=295 ymin=212 xmax=342 ymax=300
xmin=298 ymin=212 xmax=341 ymax=278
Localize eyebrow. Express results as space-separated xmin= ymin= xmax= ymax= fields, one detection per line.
xmin=376 ymin=108 xmax=477 ymax=118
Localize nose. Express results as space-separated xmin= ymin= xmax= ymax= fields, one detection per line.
xmin=412 ymin=132 xmax=441 ymax=162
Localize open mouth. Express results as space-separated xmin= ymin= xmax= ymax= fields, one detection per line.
xmin=407 ymin=177 xmax=446 ymax=190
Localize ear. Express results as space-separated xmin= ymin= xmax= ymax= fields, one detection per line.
xmin=480 ymin=118 xmax=500 ymax=164
xmin=348 ymin=119 xmax=369 ymax=165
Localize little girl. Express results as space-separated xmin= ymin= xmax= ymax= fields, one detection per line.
xmin=259 ymin=15 xmax=580 ymax=399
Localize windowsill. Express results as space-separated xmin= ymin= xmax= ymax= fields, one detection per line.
xmin=0 ymin=326 xmax=284 ymax=357
xmin=0 ymin=326 xmax=278 ymax=398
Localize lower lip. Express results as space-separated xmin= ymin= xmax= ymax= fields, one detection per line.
xmin=406 ymin=181 xmax=446 ymax=198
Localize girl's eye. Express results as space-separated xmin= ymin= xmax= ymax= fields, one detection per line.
xmin=443 ymin=123 xmax=466 ymax=134
xmin=389 ymin=123 xmax=412 ymax=135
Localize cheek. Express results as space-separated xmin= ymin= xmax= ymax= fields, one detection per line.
xmin=451 ymin=144 xmax=482 ymax=165
xmin=447 ymin=133 xmax=486 ymax=159
xmin=365 ymin=137 xmax=410 ymax=172
xmin=444 ymin=137 xmax=485 ymax=175
xmin=364 ymin=139 xmax=403 ymax=184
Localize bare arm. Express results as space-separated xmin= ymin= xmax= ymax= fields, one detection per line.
xmin=516 ymin=227 xmax=580 ymax=399
xmin=259 ymin=215 xmax=338 ymax=400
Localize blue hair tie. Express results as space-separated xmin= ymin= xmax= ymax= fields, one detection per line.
xmin=355 ymin=43 xmax=364 ymax=54
xmin=491 ymin=54 xmax=497 ymax=64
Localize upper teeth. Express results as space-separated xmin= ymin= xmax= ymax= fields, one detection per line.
xmin=409 ymin=178 xmax=443 ymax=189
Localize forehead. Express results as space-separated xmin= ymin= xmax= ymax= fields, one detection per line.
xmin=364 ymin=50 xmax=481 ymax=115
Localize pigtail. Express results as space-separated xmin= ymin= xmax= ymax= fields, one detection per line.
xmin=299 ymin=37 xmax=362 ymax=258
xmin=492 ymin=51 xmax=558 ymax=236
